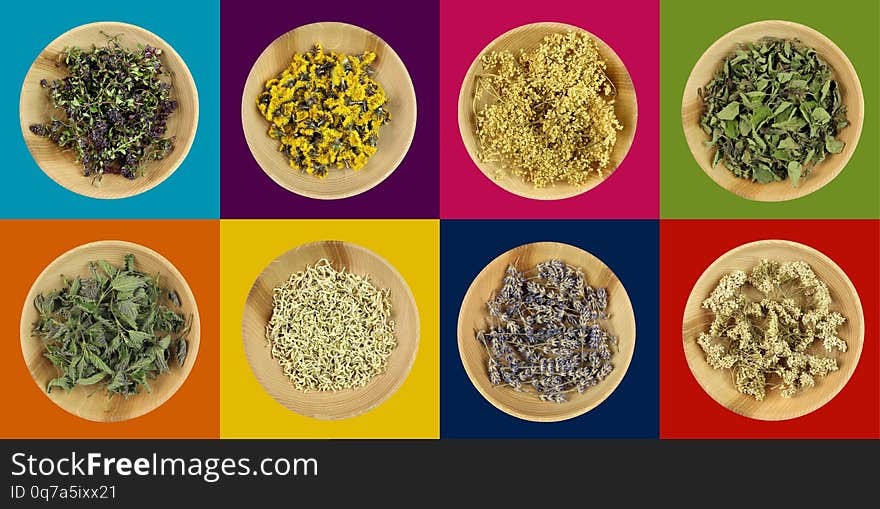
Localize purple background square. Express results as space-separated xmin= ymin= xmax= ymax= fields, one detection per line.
xmin=220 ymin=0 xmax=439 ymax=218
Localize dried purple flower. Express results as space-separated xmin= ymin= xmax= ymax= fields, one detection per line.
xmin=477 ymin=259 xmax=618 ymax=404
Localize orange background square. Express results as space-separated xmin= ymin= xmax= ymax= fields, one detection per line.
xmin=0 ymin=220 xmax=219 ymax=438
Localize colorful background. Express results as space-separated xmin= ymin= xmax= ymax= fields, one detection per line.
xmin=0 ymin=220 xmax=220 ymax=439
xmin=0 ymin=1 xmax=876 ymax=442
xmin=439 ymin=0 xmax=660 ymax=219
xmin=220 ymin=220 xmax=440 ymax=438
xmin=660 ymin=219 xmax=879 ymax=438
xmin=660 ymin=0 xmax=880 ymax=218
xmin=219 ymin=0 xmax=439 ymax=218
xmin=0 ymin=0 xmax=219 ymax=218
xmin=441 ymin=220 xmax=660 ymax=438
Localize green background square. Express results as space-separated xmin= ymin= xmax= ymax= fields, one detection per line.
xmin=660 ymin=0 xmax=879 ymax=218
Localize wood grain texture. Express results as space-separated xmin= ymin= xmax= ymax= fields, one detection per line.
xmin=457 ymin=22 xmax=637 ymax=201
xmin=19 ymin=22 xmax=199 ymax=200
xmin=682 ymin=240 xmax=864 ymax=420
xmin=19 ymin=241 xmax=201 ymax=422
xmin=241 ymin=22 xmax=416 ymax=200
xmin=242 ymin=241 xmax=419 ymax=420
xmin=682 ymin=20 xmax=863 ymax=202
xmin=457 ymin=242 xmax=635 ymax=422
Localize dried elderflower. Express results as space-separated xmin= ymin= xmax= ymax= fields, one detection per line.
xmin=697 ymin=259 xmax=846 ymax=401
xmin=257 ymin=44 xmax=390 ymax=178
xmin=473 ymin=32 xmax=622 ymax=189
xmin=476 ymin=260 xmax=617 ymax=403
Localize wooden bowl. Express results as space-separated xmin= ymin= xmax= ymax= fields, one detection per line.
xmin=682 ymin=20 xmax=863 ymax=202
xmin=457 ymin=22 xmax=637 ymax=201
xmin=242 ymin=241 xmax=419 ymax=419
xmin=682 ymin=240 xmax=864 ymax=420
xmin=19 ymin=22 xmax=199 ymax=200
xmin=457 ymin=242 xmax=636 ymax=422
xmin=19 ymin=240 xmax=201 ymax=422
xmin=241 ymin=22 xmax=416 ymax=200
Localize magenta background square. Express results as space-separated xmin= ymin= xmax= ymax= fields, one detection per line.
xmin=439 ymin=0 xmax=659 ymax=219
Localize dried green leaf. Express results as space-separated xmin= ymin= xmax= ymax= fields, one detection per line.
xmin=777 ymin=137 xmax=800 ymax=151
xmin=771 ymin=117 xmax=807 ymax=132
xmin=811 ymin=107 xmax=831 ymax=125
xmin=716 ymin=101 xmax=741 ymax=120
xmin=175 ymin=338 xmax=188 ymax=367
xmin=47 ymin=377 xmax=72 ymax=393
xmin=788 ymin=161 xmax=803 ymax=187
xmin=76 ymin=372 xmax=107 ymax=386
xmin=111 ymin=275 xmax=146 ymax=293
xmin=30 ymin=254 xmax=188 ymax=398
xmin=825 ymin=135 xmax=844 ymax=154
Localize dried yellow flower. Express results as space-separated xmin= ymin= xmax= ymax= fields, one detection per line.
xmin=473 ymin=31 xmax=622 ymax=189
xmin=698 ymin=259 xmax=846 ymax=401
xmin=257 ymin=44 xmax=390 ymax=178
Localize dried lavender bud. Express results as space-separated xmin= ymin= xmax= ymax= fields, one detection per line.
xmin=477 ymin=260 xmax=617 ymax=403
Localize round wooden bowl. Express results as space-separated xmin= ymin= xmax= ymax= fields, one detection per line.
xmin=19 ymin=240 xmax=201 ymax=422
xmin=242 ymin=241 xmax=419 ymax=420
xmin=241 ymin=22 xmax=416 ymax=200
xmin=682 ymin=20 xmax=863 ymax=202
xmin=457 ymin=242 xmax=636 ymax=422
xmin=19 ymin=22 xmax=199 ymax=199
xmin=682 ymin=240 xmax=864 ymax=420
xmin=457 ymin=22 xmax=637 ymax=201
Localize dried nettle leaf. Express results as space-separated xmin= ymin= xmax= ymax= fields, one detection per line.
xmin=698 ymin=38 xmax=848 ymax=186
xmin=31 ymin=254 xmax=190 ymax=398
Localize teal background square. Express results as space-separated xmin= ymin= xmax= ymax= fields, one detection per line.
xmin=0 ymin=0 xmax=219 ymax=218
xmin=660 ymin=0 xmax=880 ymax=218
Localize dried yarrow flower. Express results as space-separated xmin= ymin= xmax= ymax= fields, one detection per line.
xmin=697 ymin=259 xmax=846 ymax=401
xmin=473 ymin=31 xmax=622 ymax=189
xmin=257 ymin=43 xmax=390 ymax=178
xmin=477 ymin=260 xmax=617 ymax=403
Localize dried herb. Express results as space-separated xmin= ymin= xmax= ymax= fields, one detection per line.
xmin=697 ymin=259 xmax=845 ymax=401
xmin=29 ymin=34 xmax=178 ymax=185
xmin=257 ymin=44 xmax=390 ymax=178
xmin=699 ymin=38 xmax=848 ymax=186
xmin=476 ymin=260 xmax=617 ymax=403
xmin=266 ymin=259 xmax=396 ymax=392
xmin=32 ymin=254 xmax=190 ymax=397
xmin=474 ymin=32 xmax=622 ymax=189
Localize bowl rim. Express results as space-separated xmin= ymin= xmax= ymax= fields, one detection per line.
xmin=456 ymin=20 xmax=638 ymax=201
xmin=681 ymin=238 xmax=865 ymax=420
xmin=18 ymin=20 xmax=200 ymax=200
xmin=241 ymin=239 xmax=420 ymax=420
xmin=456 ymin=240 xmax=636 ymax=422
xmin=680 ymin=19 xmax=864 ymax=202
xmin=240 ymin=21 xmax=417 ymax=200
xmin=19 ymin=239 xmax=202 ymax=422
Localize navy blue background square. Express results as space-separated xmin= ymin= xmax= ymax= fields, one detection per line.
xmin=440 ymin=219 xmax=659 ymax=438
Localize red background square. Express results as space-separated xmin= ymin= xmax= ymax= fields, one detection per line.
xmin=660 ymin=219 xmax=879 ymax=438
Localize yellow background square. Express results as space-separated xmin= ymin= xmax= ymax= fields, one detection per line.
xmin=220 ymin=219 xmax=439 ymax=438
